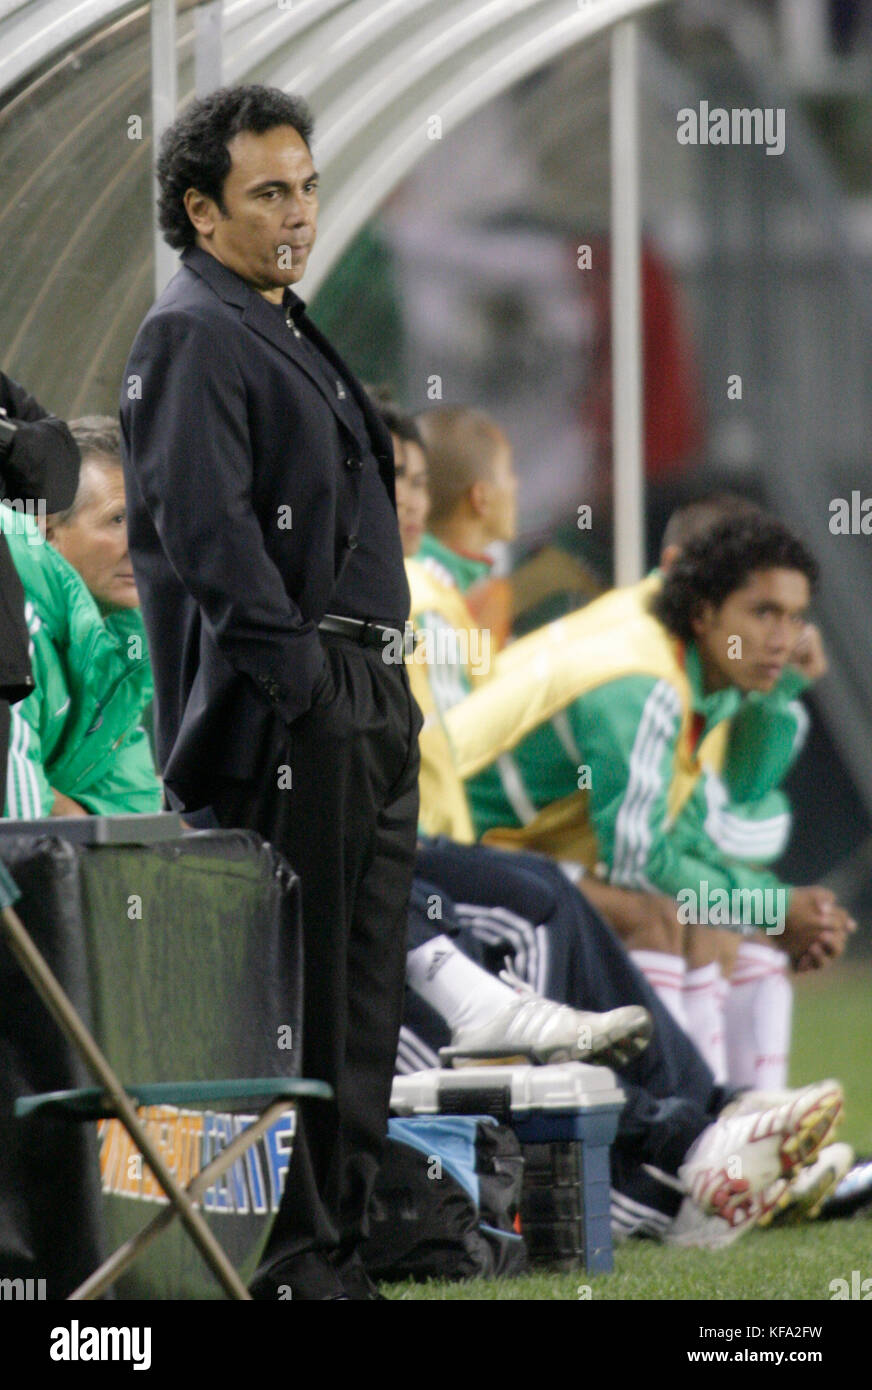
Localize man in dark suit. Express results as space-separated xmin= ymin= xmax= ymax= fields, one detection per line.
xmin=120 ymin=86 xmax=422 ymax=1300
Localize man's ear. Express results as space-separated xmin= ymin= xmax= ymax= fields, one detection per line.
xmin=689 ymin=599 xmax=710 ymax=639
xmin=184 ymin=188 xmax=218 ymax=238
xmin=468 ymin=479 xmax=489 ymax=518
xmin=660 ymin=543 xmax=681 ymax=573
xmin=43 ymin=515 xmax=57 ymax=543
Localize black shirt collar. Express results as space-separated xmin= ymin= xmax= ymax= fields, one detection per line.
xmin=282 ymin=288 xmax=307 ymax=322
xmin=181 ymin=248 xmax=310 ymax=322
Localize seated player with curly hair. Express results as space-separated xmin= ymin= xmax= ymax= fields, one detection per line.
xmin=450 ymin=513 xmax=855 ymax=1075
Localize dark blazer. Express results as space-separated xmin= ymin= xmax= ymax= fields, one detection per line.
xmin=0 ymin=373 xmax=80 ymax=703
xmin=119 ymin=245 xmax=398 ymax=807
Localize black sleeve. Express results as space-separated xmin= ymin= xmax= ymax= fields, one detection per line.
xmin=0 ymin=373 xmax=80 ymax=512
xmin=0 ymin=537 xmax=34 ymax=704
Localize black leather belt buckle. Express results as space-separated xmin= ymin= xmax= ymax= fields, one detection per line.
xmin=319 ymin=614 xmax=412 ymax=653
xmin=361 ymin=621 xmax=404 ymax=650
xmin=318 ymin=614 xmax=357 ymax=641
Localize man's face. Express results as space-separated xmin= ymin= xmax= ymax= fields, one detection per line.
xmin=187 ymin=125 xmax=318 ymax=297
xmin=480 ymin=439 xmax=518 ymax=544
xmin=392 ymin=434 xmax=430 ymax=558
xmin=692 ymin=568 xmax=811 ymax=693
xmin=48 ymin=461 xmax=139 ymax=610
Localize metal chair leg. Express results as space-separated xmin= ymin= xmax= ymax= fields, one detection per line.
xmin=71 ymin=1098 xmax=295 ymax=1300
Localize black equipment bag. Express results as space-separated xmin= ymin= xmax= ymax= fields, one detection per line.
xmin=361 ymin=1115 xmax=528 ymax=1282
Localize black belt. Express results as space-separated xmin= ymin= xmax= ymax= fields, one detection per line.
xmin=318 ymin=613 xmax=414 ymax=650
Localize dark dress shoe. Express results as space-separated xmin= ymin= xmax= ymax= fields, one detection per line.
xmin=249 ymin=1251 xmax=346 ymax=1301
xmin=333 ymin=1253 xmax=386 ymax=1300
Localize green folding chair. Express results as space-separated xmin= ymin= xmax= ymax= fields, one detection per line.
xmin=0 ymin=860 xmax=331 ymax=1300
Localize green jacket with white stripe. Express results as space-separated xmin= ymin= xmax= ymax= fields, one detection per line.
xmin=668 ymin=666 xmax=809 ymax=869
xmin=458 ymin=583 xmax=807 ymax=919
xmin=2 ymin=504 xmax=161 ymax=818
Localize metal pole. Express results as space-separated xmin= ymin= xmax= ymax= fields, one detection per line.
xmin=777 ymin=0 xmax=830 ymax=77
xmin=151 ymin=0 xmax=178 ymax=299
xmin=610 ymin=19 xmax=645 ymax=586
xmin=195 ymin=0 xmax=224 ymax=96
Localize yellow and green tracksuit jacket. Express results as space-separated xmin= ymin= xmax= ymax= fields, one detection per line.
xmin=412 ymin=532 xmax=493 ymax=712
xmin=2 ymin=505 xmax=161 ymax=818
xmin=448 ymin=579 xmax=806 ymax=915
xmin=405 ymin=555 xmax=480 ymax=842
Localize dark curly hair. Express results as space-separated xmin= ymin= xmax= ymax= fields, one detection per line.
xmin=652 ymin=515 xmax=819 ymax=642
xmin=365 ymin=384 xmax=424 ymax=449
xmin=157 ymin=85 xmax=315 ymax=251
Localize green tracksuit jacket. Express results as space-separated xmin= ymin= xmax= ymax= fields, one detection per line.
xmin=448 ymin=565 xmax=813 ymax=925
xmin=464 ymin=631 xmax=808 ymax=920
xmin=1 ymin=505 xmax=161 ymax=817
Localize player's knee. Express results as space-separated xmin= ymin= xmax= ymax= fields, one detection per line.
xmin=685 ymin=924 xmax=723 ymax=968
xmin=648 ymin=895 xmax=685 ymax=955
xmin=582 ymin=882 xmax=683 ymax=954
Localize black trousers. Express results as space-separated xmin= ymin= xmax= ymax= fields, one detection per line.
xmin=208 ymin=633 xmax=422 ymax=1298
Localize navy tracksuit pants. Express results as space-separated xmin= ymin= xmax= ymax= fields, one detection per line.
xmin=404 ymin=837 xmax=736 ymax=1235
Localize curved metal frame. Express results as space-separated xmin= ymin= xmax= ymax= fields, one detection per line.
xmin=2 ymin=0 xmax=664 ymax=291
xmin=0 ymin=0 xmax=658 ymax=587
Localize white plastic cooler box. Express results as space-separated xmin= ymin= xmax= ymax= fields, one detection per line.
xmin=390 ymin=1063 xmax=625 ymax=1274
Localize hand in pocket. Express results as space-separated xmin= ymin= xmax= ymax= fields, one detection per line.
xmin=294 ymin=647 xmax=349 ymax=738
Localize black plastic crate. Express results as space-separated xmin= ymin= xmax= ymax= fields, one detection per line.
xmin=522 ymin=1182 xmax=585 ymax=1222
xmin=518 ymin=1137 xmax=612 ymax=1271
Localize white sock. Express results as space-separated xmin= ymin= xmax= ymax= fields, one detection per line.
xmin=630 ymin=950 xmax=688 ymax=1031
xmin=715 ymin=969 xmax=730 ymax=1072
xmin=405 ymin=936 xmax=516 ymax=1033
xmin=684 ymin=962 xmax=727 ymax=1083
xmin=715 ymin=970 xmax=730 ymax=1021
xmin=723 ymin=941 xmax=792 ymax=1089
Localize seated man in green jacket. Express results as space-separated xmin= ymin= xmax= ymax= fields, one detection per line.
xmin=3 ymin=416 xmax=160 ymax=818
xmin=450 ymin=514 xmax=854 ymax=1083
